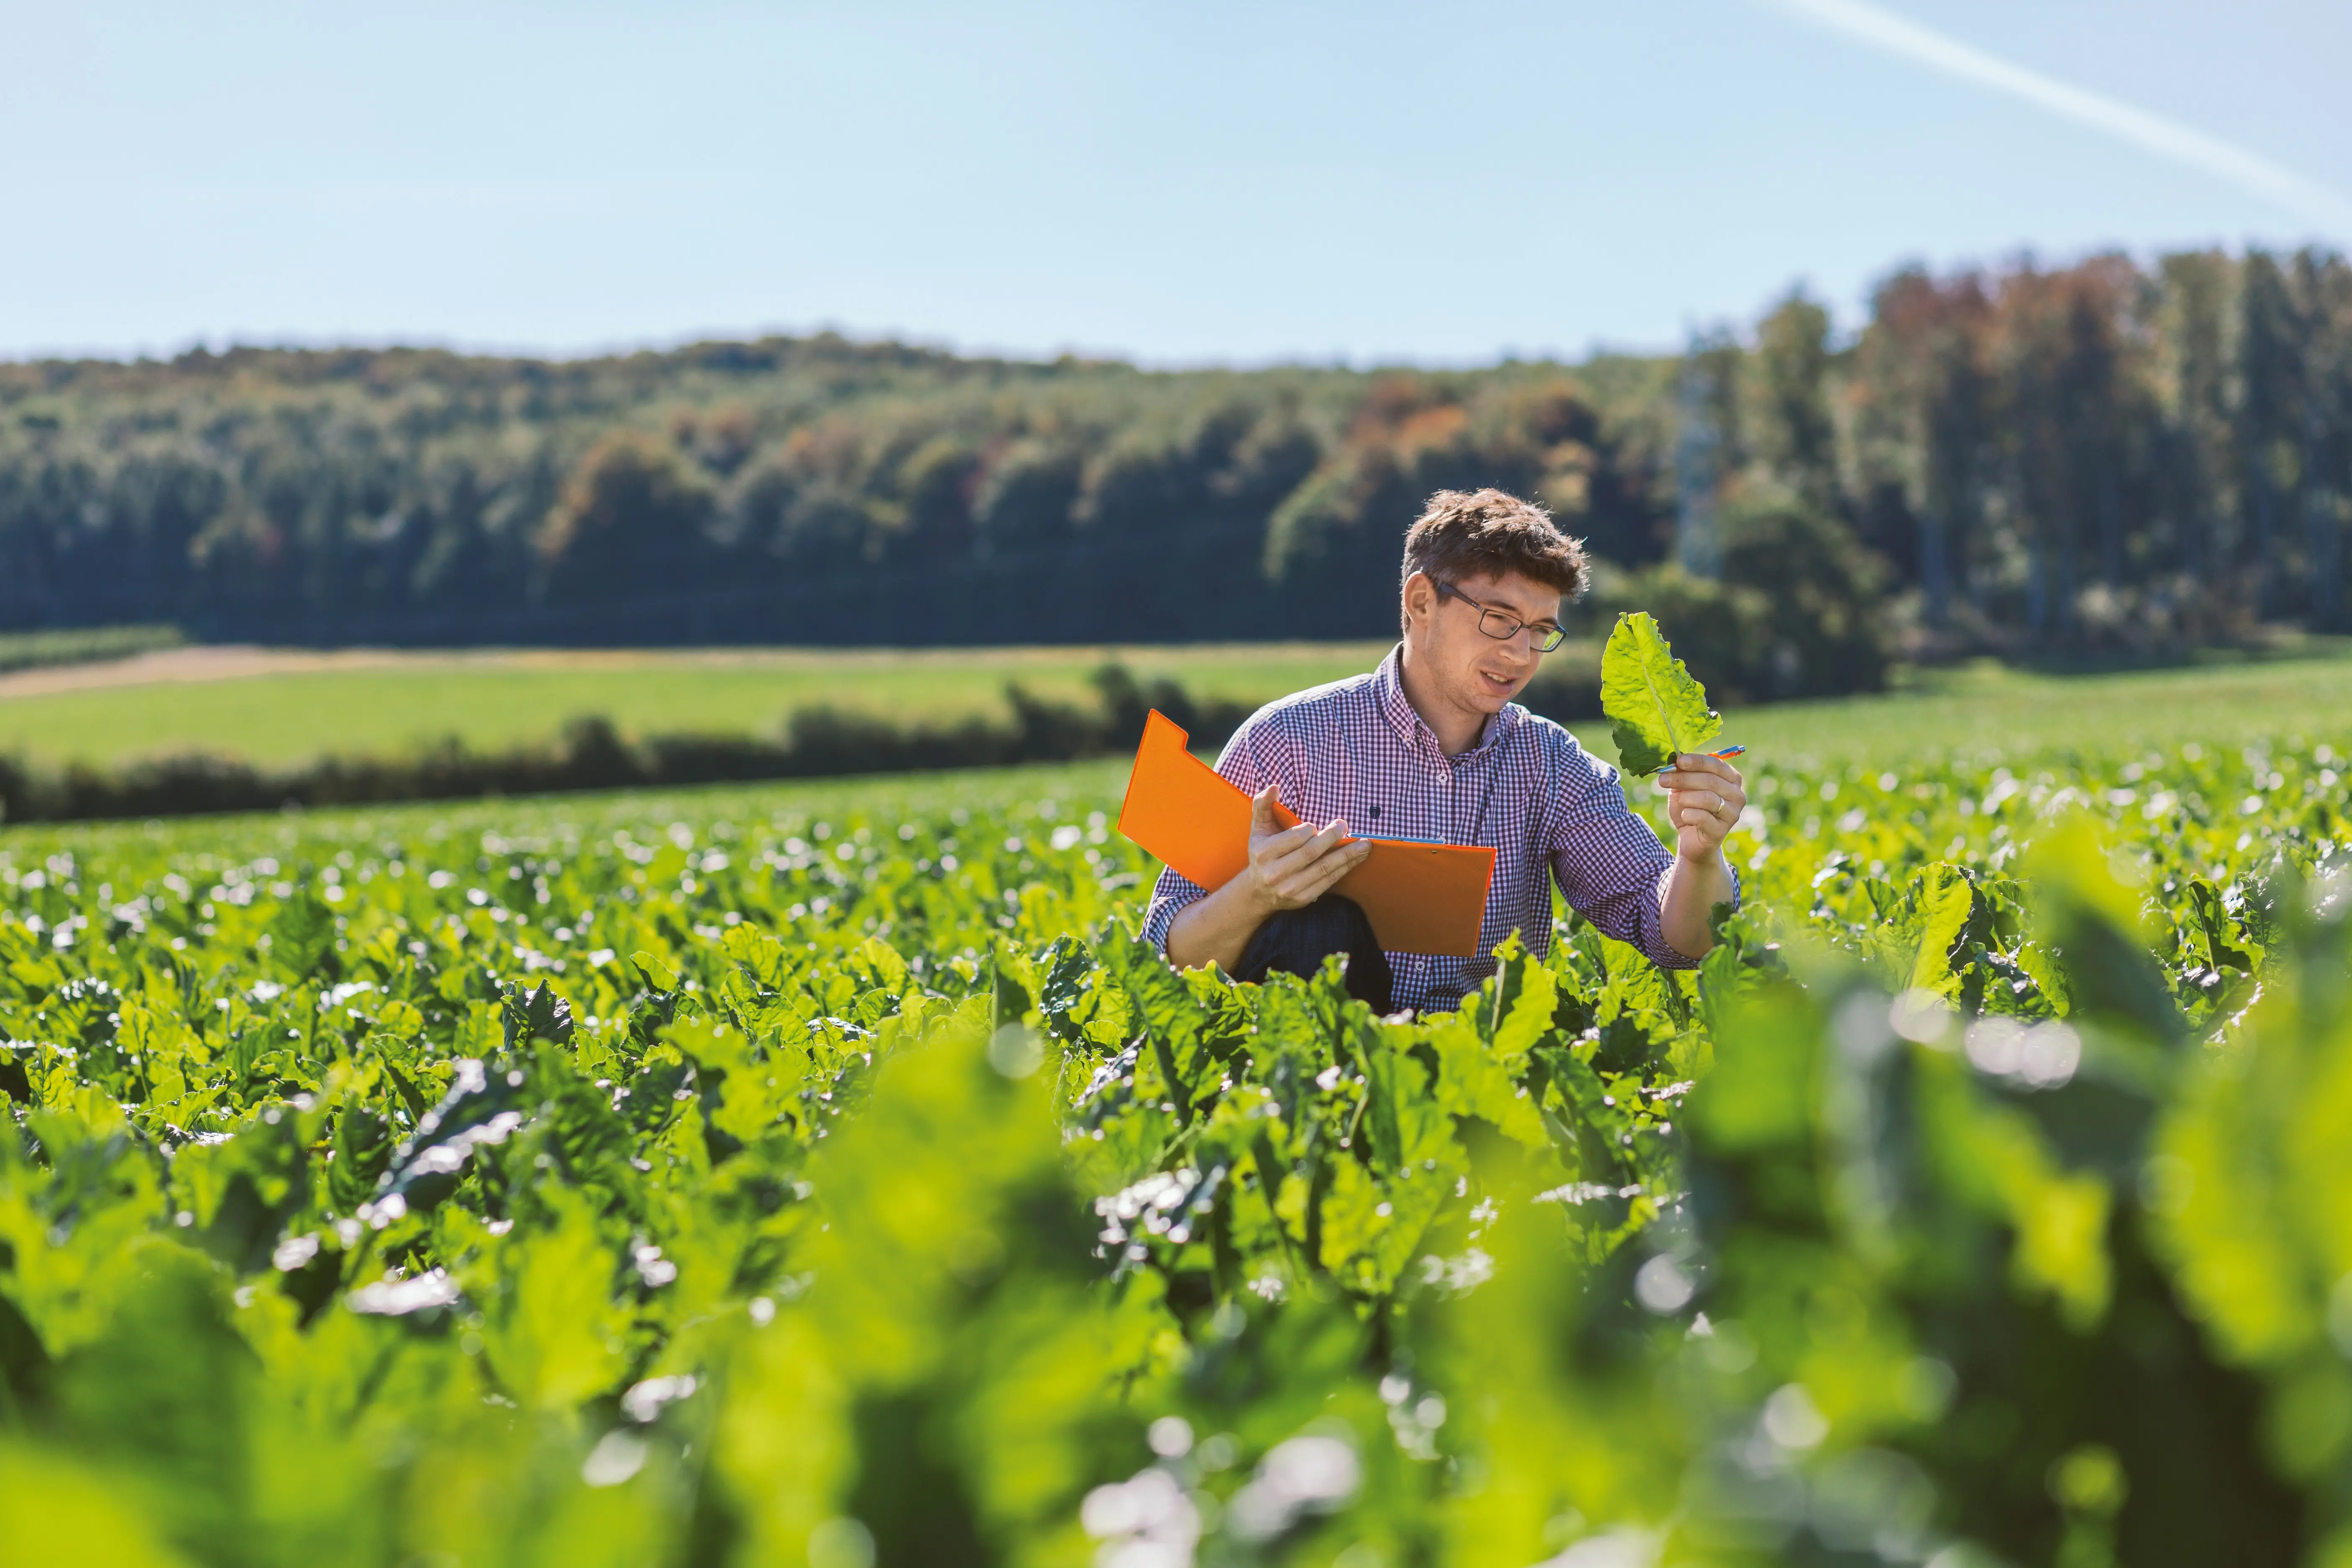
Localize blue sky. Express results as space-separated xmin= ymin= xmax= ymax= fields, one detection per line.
xmin=5 ymin=0 xmax=2346 ymax=364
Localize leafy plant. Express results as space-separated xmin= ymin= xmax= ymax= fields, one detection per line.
xmin=1599 ymin=609 xmax=1723 ymax=776
xmin=0 ymin=722 xmax=2347 ymax=1565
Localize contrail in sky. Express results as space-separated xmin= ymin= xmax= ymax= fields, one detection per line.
xmin=1761 ymin=0 xmax=2352 ymax=237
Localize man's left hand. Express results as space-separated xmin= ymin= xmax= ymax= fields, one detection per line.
xmin=1655 ymin=754 xmax=1748 ymax=860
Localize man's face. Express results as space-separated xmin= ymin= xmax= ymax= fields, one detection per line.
xmin=1401 ymin=568 xmax=1564 ymax=717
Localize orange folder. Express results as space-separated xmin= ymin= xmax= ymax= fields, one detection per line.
xmin=1117 ymin=709 xmax=1496 ymax=958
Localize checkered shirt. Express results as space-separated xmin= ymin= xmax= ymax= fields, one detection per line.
xmin=1138 ymin=645 xmax=1733 ymax=1012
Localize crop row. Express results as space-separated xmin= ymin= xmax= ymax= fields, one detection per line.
xmin=1 ymin=738 xmax=2347 ymax=1567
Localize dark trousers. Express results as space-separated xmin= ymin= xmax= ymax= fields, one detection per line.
xmin=1232 ymin=894 xmax=1394 ymax=1013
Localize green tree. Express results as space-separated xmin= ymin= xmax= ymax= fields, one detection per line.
xmin=536 ymin=432 xmax=716 ymax=625
xmin=2239 ymin=250 xmax=2303 ymax=618
xmin=2151 ymin=251 xmax=2237 ymax=587
xmin=1852 ymin=267 xmax=1994 ymax=630
xmin=1749 ymin=286 xmax=1839 ymax=512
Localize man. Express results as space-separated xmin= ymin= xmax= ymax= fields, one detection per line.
xmin=1141 ymin=487 xmax=1746 ymax=1014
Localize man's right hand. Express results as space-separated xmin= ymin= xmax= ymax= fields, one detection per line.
xmin=1166 ymin=787 xmax=1373 ymax=975
xmin=1239 ymin=787 xmax=1373 ymax=913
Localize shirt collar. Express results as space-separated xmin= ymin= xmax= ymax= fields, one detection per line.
xmin=1373 ymin=645 xmax=1421 ymax=749
xmin=1374 ymin=644 xmax=1523 ymax=758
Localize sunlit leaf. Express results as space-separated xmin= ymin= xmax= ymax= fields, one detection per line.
xmin=1600 ymin=610 xmax=1722 ymax=776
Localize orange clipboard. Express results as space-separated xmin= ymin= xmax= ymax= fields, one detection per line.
xmin=1116 ymin=709 xmax=1496 ymax=958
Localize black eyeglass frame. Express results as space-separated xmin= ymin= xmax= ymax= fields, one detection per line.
xmin=1432 ymin=580 xmax=1569 ymax=653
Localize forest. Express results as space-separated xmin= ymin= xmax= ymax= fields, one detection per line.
xmin=1 ymin=247 xmax=2346 ymax=700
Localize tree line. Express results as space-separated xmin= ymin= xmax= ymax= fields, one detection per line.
xmin=1 ymin=245 xmax=2345 ymax=696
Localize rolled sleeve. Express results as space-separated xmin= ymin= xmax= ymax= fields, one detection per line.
xmin=1135 ymin=717 xmax=1281 ymax=954
xmin=1139 ymin=864 xmax=1210 ymax=953
xmin=1545 ymin=741 xmax=1739 ymax=970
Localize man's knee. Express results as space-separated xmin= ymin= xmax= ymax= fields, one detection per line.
xmin=1233 ymin=894 xmax=1393 ymax=1012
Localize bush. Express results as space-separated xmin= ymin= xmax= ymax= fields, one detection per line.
xmin=1511 ymin=641 xmax=1605 ymax=723
xmin=0 ymin=625 xmax=184 ymax=676
xmin=1600 ymin=500 xmax=1893 ymax=703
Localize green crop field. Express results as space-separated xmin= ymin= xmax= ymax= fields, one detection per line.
xmin=0 ymin=643 xmax=1395 ymax=768
xmin=3 ymin=661 xmax=2351 ymax=1566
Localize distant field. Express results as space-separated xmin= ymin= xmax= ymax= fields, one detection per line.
xmin=3 ymin=639 xmax=2348 ymax=778
xmin=1734 ymin=653 xmax=2352 ymax=769
xmin=0 ymin=642 xmax=1393 ymax=767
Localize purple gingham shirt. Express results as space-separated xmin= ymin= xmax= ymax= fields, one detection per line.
xmin=1139 ymin=646 xmax=1732 ymax=1012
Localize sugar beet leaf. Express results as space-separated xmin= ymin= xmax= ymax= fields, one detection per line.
xmin=1600 ymin=610 xmax=1721 ymax=776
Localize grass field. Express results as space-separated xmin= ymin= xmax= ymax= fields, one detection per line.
xmin=6 ymin=648 xmax=2346 ymax=859
xmin=0 ymin=642 xmax=1393 ymax=767
xmin=4 ymin=638 xmax=2350 ymax=781
xmin=1736 ymin=651 xmax=2352 ymax=767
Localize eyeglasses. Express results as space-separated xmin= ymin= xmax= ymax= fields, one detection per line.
xmin=1434 ymin=580 xmax=1568 ymax=652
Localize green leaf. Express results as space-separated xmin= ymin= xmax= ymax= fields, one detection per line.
xmin=851 ymin=935 xmax=910 ymax=997
xmin=1426 ymin=1017 xmax=1549 ymax=1149
xmin=1599 ymin=611 xmax=1722 ymax=776
xmin=266 ymin=885 xmax=340 ymax=983
xmin=500 ymin=979 xmax=575 ymax=1051
xmin=467 ymin=1190 xmax=630 ymax=1409
xmin=1485 ymin=943 xmax=1558 ymax=1077
xmin=632 ymin=949 xmax=679 ymax=992
xmin=1908 ymin=863 xmax=1978 ymax=996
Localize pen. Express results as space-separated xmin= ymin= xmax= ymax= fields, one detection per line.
xmin=1708 ymin=745 xmax=1746 ymax=759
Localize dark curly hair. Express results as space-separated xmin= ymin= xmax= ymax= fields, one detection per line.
xmin=1398 ymin=488 xmax=1588 ymax=632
